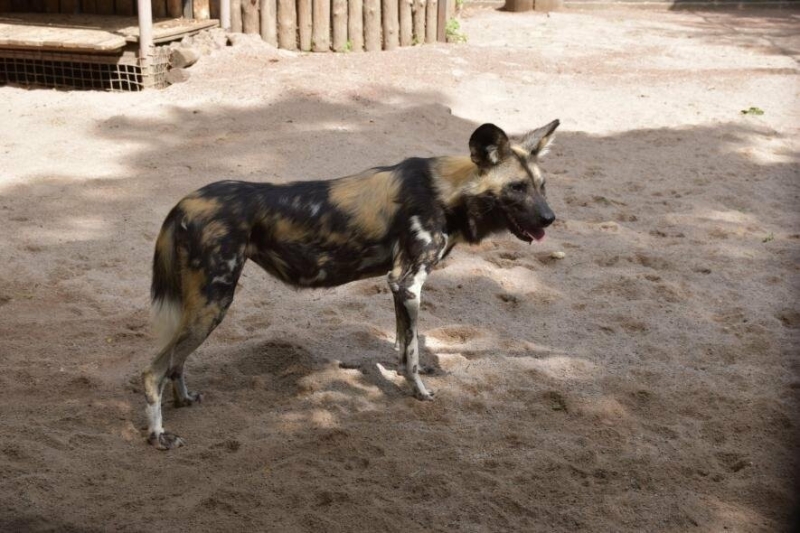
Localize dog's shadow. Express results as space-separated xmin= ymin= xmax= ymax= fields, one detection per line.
xmin=338 ymin=333 xmax=445 ymax=392
xmin=229 ymin=334 xmax=444 ymax=401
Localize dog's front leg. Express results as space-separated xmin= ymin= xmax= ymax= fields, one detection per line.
xmin=389 ymin=264 xmax=433 ymax=401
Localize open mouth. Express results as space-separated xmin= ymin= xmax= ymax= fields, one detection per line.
xmin=506 ymin=213 xmax=546 ymax=244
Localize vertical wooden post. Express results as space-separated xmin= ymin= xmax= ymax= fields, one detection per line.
xmin=183 ymin=0 xmax=192 ymax=18
xmin=152 ymin=0 xmax=166 ymax=18
xmin=242 ymin=0 xmax=258 ymax=32
xmin=298 ymin=0 xmax=311 ymax=51
xmin=231 ymin=0 xmax=242 ymax=32
xmin=436 ymin=0 xmax=446 ymax=41
xmin=277 ymin=0 xmax=296 ymax=50
xmin=347 ymin=0 xmax=363 ymax=51
xmin=381 ymin=0 xmax=398 ymax=50
xmin=137 ymin=0 xmax=153 ymax=79
xmin=221 ymin=0 xmax=231 ymax=29
xmin=260 ymin=0 xmax=276 ymax=44
xmin=425 ymin=0 xmax=436 ymax=43
xmin=195 ymin=0 xmax=211 ymax=19
xmin=399 ymin=0 xmax=411 ymax=47
xmin=116 ymin=0 xmax=134 ymax=15
xmin=311 ymin=0 xmax=329 ymax=51
xmin=332 ymin=0 xmax=347 ymax=52
xmin=167 ymin=0 xmax=181 ymax=17
xmin=96 ymin=0 xmax=114 ymax=15
xmin=363 ymin=0 xmax=380 ymax=51
xmin=412 ymin=0 xmax=425 ymax=44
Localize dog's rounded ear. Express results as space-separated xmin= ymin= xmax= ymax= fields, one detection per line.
xmin=469 ymin=124 xmax=511 ymax=170
xmin=518 ymin=119 xmax=560 ymax=158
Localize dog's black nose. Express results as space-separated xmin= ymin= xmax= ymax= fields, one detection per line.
xmin=541 ymin=212 xmax=556 ymax=227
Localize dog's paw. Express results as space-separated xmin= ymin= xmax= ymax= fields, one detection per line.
xmin=414 ymin=388 xmax=435 ymax=401
xmin=174 ymin=392 xmax=203 ymax=408
xmin=148 ymin=431 xmax=186 ymax=451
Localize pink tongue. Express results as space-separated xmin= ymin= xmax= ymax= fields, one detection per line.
xmin=530 ymin=228 xmax=546 ymax=242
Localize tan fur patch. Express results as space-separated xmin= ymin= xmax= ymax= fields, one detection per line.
xmin=511 ymin=145 xmax=530 ymax=159
xmin=201 ymin=220 xmax=228 ymax=246
xmin=324 ymin=232 xmax=349 ymax=246
xmin=329 ymin=171 xmax=400 ymax=240
xmin=155 ymin=224 xmax=175 ymax=272
xmin=266 ymin=251 xmax=290 ymax=279
xmin=433 ymin=157 xmax=478 ymax=206
xmin=179 ymin=196 xmax=222 ymax=220
xmin=180 ymin=266 xmax=208 ymax=318
xmin=274 ymin=217 xmax=310 ymax=242
xmin=435 ymin=151 xmax=540 ymax=203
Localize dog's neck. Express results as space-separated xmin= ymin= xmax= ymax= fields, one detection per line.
xmin=431 ymin=156 xmax=479 ymax=207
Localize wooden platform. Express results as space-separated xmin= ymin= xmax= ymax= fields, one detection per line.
xmin=0 ymin=14 xmax=218 ymax=53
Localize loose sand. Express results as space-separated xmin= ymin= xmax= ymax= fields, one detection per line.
xmin=1 ymin=6 xmax=798 ymax=532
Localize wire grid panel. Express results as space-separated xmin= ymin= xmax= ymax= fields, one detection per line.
xmin=0 ymin=47 xmax=170 ymax=91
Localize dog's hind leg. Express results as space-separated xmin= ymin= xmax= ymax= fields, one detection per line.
xmin=170 ymin=365 xmax=200 ymax=408
xmin=143 ymin=296 xmax=235 ymax=450
xmin=143 ymin=264 xmax=241 ymax=450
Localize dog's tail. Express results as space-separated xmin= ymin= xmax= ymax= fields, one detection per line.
xmin=151 ymin=213 xmax=183 ymax=351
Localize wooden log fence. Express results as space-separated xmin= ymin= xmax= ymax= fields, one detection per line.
xmin=0 ymin=0 xmax=450 ymax=52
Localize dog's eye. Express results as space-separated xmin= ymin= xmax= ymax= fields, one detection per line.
xmin=511 ymin=182 xmax=528 ymax=193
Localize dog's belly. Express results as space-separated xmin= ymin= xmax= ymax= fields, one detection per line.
xmin=249 ymin=240 xmax=394 ymax=288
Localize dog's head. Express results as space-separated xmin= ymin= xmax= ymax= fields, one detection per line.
xmin=465 ymin=120 xmax=559 ymax=243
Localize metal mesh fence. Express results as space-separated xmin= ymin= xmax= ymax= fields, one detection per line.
xmin=0 ymin=46 xmax=170 ymax=91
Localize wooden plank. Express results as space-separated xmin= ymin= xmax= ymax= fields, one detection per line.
xmin=399 ymin=0 xmax=410 ymax=46
xmin=241 ymin=0 xmax=257 ymax=31
xmin=311 ymin=0 xmax=328 ymax=52
xmin=425 ymin=0 xmax=435 ymax=43
xmin=45 ymin=0 xmax=60 ymax=13
xmin=116 ymin=0 xmax=134 ymax=15
xmin=167 ymin=0 xmax=181 ymax=17
xmin=260 ymin=0 xmax=276 ymax=45
xmin=0 ymin=18 xmax=127 ymax=51
xmin=118 ymin=18 xmax=218 ymax=41
xmin=194 ymin=0 xmax=210 ymax=19
xmin=230 ymin=0 xmax=241 ymax=31
xmin=363 ymin=0 xmax=379 ymax=51
xmin=210 ymin=0 xmax=218 ymax=19
xmin=0 ymin=0 xmax=12 ymax=12
xmin=331 ymin=0 xmax=346 ymax=52
xmin=412 ymin=0 xmax=424 ymax=45
xmin=276 ymin=0 xmax=295 ymax=49
xmin=381 ymin=0 xmax=397 ymax=50
xmin=297 ymin=0 xmax=310 ymax=50
xmin=436 ymin=0 xmax=445 ymax=41
xmin=346 ymin=0 xmax=362 ymax=52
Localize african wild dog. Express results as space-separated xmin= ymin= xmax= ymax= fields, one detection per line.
xmin=143 ymin=120 xmax=559 ymax=450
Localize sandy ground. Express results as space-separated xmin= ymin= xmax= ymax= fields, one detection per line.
xmin=1 ymin=6 xmax=799 ymax=532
